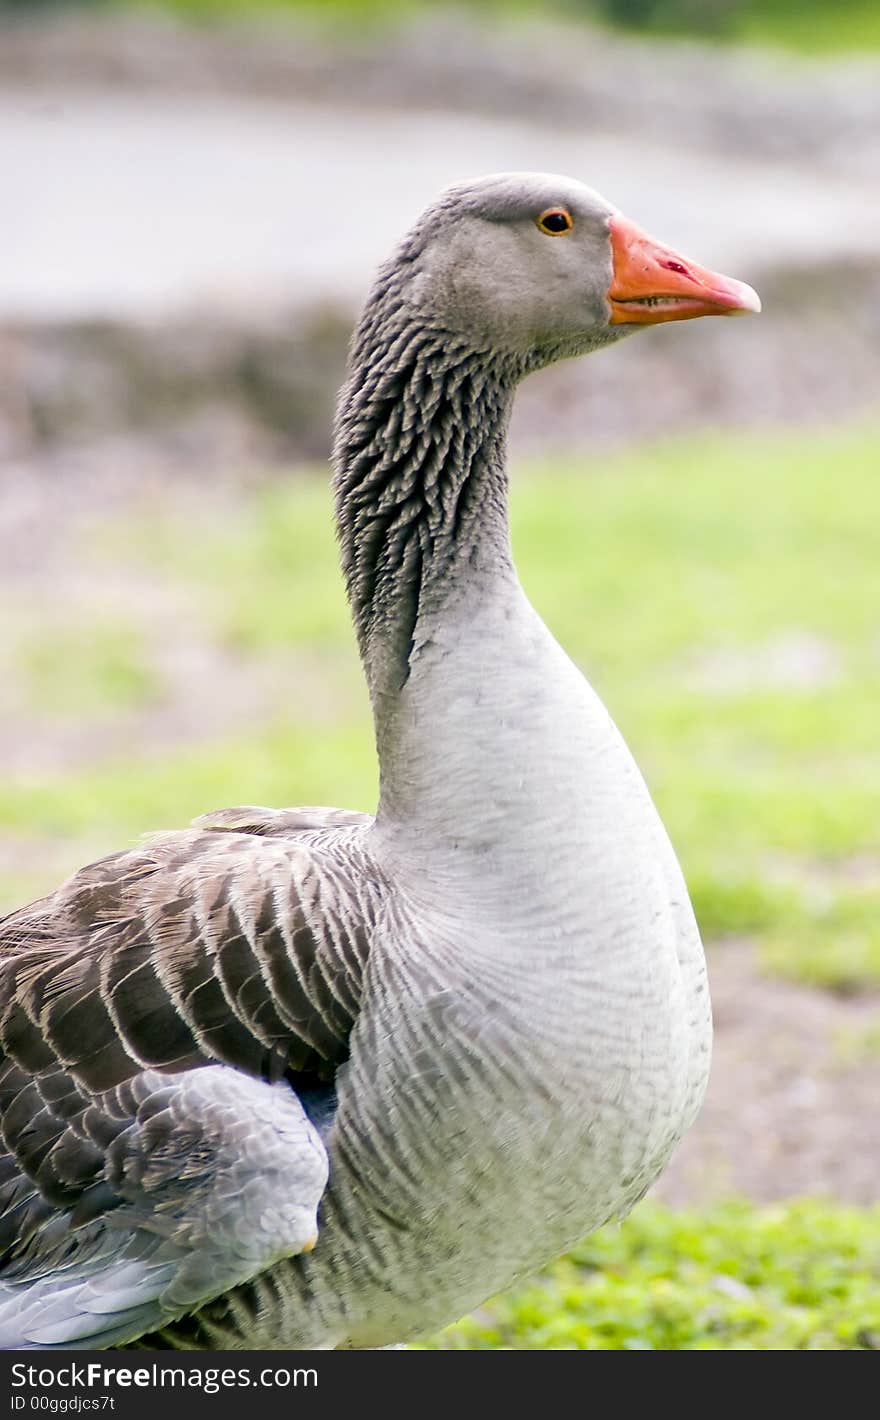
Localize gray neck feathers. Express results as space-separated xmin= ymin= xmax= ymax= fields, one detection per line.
xmin=333 ymin=269 xmax=522 ymax=704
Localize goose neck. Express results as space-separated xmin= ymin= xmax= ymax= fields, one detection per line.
xmin=333 ymin=313 xmax=522 ymax=710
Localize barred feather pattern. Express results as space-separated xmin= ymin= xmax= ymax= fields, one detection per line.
xmin=0 ymin=808 xmax=383 ymax=1316
xmin=333 ymin=233 xmax=522 ymax=692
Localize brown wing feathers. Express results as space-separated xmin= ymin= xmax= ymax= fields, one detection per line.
xmin=0 ymin=811 xmax=378 ymax=1272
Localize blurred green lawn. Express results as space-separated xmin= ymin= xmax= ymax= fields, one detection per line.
xmin=2 ymin=423 xmax=879 ymax=1347
xmin=97 ymin=0 xmax=880 ymax=54
xmin=5 ymin=425 xmax=880 ymax=989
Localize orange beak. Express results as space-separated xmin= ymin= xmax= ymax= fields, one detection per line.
xmin=608 ymin=213 xmax=761 ymax=325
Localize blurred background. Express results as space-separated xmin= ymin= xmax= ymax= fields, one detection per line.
xmin=1 ymin=0 xmax=878 ymax=1348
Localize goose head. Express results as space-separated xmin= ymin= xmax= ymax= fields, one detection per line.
xmin=398 ymin=171 xmax=760 ymax=364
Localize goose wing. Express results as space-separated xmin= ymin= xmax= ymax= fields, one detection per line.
xmin=0 ymin=806 xmax=383 ymax=1348
xmin=0 ymin=1065 xmax=328 ymax=1349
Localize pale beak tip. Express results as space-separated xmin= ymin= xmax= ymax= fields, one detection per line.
xmin=729 ymin=281 xmax=762 ymax=316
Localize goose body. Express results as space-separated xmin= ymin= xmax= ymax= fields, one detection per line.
xmin=0 ymin=174 xmax=758 ymax=1349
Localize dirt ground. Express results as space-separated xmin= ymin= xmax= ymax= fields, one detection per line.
xmin=657 ymin=941 xmax=880 ymax=1207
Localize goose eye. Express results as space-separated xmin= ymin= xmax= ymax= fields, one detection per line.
xmin=537 ymin=207 xmax=573 ymax=236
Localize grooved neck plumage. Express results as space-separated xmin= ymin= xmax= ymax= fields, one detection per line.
xmin=333 ymin=276 xmax=522 ymax=709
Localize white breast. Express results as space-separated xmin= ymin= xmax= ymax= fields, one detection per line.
xmin=319 ymin=587 xmax=711 ymax=1346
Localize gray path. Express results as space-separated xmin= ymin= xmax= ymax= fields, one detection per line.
xmin=5 ymin=87 xmax=879 ymax=321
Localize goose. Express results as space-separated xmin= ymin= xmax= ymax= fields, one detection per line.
xmin=0 ymin=173 xmax=759 ymax=1351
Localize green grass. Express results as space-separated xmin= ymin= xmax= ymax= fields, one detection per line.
xmin=8 ymin=422 xmax=879 ymax=989
xmin=592 ymin=0 xmax=880 ymax=52
xmin=737 ymin=0 xmax=880 ymax=54
xmin=96 ymin=0 xmax=880 ymax=53
xmin=124 ymin=480 xmax=353 ymax=655
xmin=424 ymin=1200 xmax=880 ymax=1349
xmin=16 ymin=619 xmax=160 ymax=714
xmin=0 ymin=718 xmax=375 ymax=841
